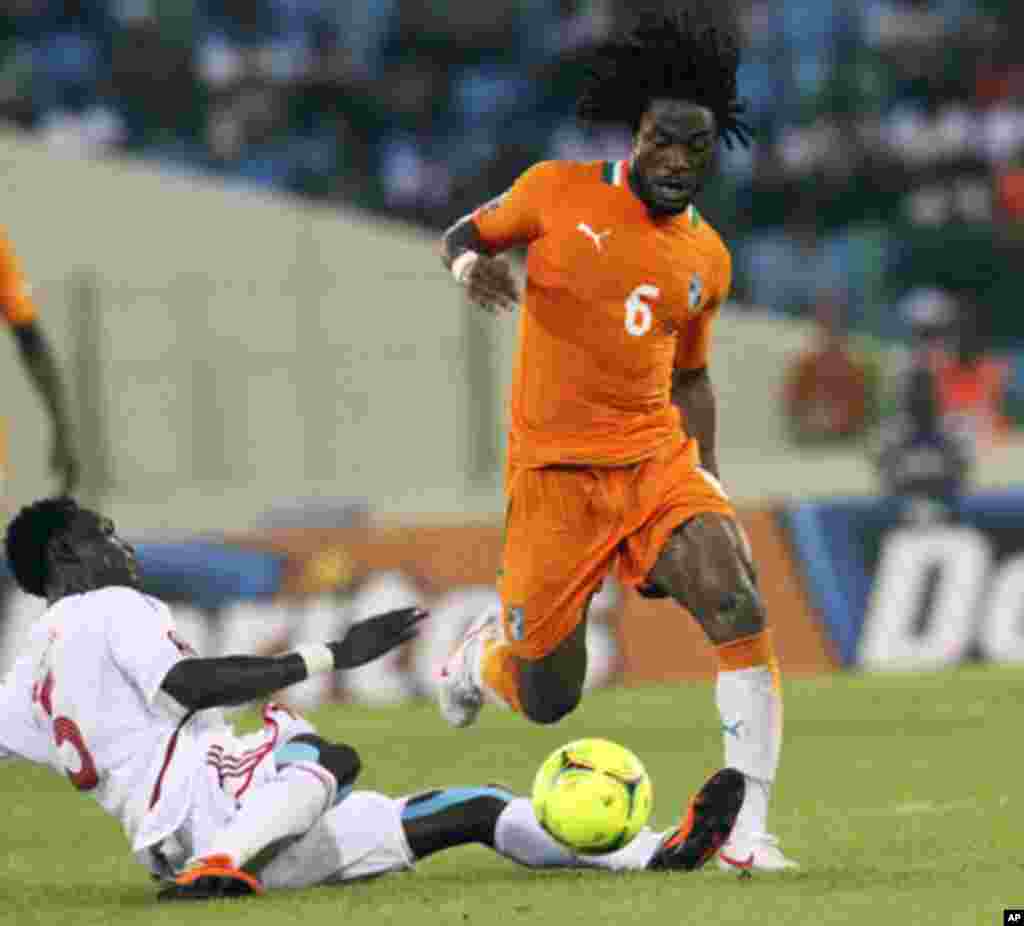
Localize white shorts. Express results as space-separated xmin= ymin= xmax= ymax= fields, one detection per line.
xmin=155 ymin=784 xmax=414 ymax=890
xmin=139 ymin=704 xmax=413 ymax=890
xmin=259 ymin=791 xmax=414 ymax=890
xmin=140 ymin=703 xmax=317 ymax=878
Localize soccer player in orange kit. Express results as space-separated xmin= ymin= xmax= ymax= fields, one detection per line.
xmin=437 ymin=12 xmax=796 ymax=872
xmin=1 ymin=228 xmax=77 ymax=500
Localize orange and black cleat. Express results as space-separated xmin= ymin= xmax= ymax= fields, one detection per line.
xmin=647 ymin=768 xmax=745 ymax=872
xmin=157 ymin=854 xmax=265 ymax=901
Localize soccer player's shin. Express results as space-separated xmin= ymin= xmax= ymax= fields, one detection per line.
xmin=400 ymin=787 xmax=664 ymax=872
xmin=714 ymin=630 xmax=782 ymax=838
xmin=402 ymin=786 xmax=514 ymax=857
xmin=401 ymin=786 xmax=660 ymax=870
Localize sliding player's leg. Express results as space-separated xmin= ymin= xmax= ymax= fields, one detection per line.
xmin=493 ymin=767 xmax=744 ymax=873
xmin=258 ymin=790 xmax=414 ymax=889
xmin=258 ymin=768 xmax=745 ymax=890
xmin=159 ymin=708 xmax=362 ymax=900
xmin=641 ymin=511 xmax=794 ymax=872
xmin=440 ymin=464 xmax=617 ymax=727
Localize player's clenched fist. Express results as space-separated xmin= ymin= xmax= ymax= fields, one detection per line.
xmin=453 ymin=253 xmax=520 ymax=313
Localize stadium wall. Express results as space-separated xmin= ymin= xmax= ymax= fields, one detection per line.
xmin=0 ymin=131 xmax=493 ymax=529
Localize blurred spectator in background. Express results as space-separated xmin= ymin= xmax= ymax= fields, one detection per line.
xmin=875 ymin=361 xmax=971 ymax=525
xmin=0 ymin=0 xmax=48 ymax=129
xmin=741 ymin=198 xmax=853 ymax=317
xmin=932 ymin=304 xmax=1011 ymax=452
xmin=33 ymin=0 xmax=124 ymax=154
xmin=203 ymin=76 xmax=320 ymax=190
xmin=897 ymin=287 xmax=1009 ymax=453
xmin=108 ymin=5 xmax=198 ymax=152
xmin=996 ymin=147 xmax=1024 ymax=225
xmin=782 ymin=292 xmax=873 ymax=444
xmin=196 ymin=0 xmax=297 ymax=87
xmin=373 ymin=49 xmax=455 ymax=222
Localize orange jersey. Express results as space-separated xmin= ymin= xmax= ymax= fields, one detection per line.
xmin=472 ymin=159 xmax=731 ymax=467
xmin=0 ymin=228 xmax=36 ymax=327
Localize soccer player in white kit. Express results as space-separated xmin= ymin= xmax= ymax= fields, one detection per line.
xmin=1 ymin=497 xmax=744 ymax=900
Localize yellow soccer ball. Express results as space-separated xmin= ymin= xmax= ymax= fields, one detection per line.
xmin=531 ymin=738 xmax=653 ymax=854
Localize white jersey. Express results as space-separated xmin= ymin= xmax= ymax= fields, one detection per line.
xmin=0 ymin=586 xmax=418 ymax=891
xmin=0 ymin=586 xmax=229 ymax=853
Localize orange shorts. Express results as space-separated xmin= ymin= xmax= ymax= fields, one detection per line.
xmin=498 ymin=437 xmax=735 ymax=660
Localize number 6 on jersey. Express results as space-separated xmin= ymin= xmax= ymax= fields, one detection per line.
xmin=624 ymin=284 xmax=659 ymax=337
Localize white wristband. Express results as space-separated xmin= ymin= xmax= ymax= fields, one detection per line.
xmin=451 ymin=250 xmax=479 ymax=285
xmin=295 ymin=644 xmax=335 ymax=676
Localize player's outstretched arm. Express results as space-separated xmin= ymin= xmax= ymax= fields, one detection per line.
xmin=160 ymin=607 xmax=427 ymax=711
xmin=11 ymin=321 xmax=78 ymax=494
xmin=441 ymin=213 xmax=519 ymax=313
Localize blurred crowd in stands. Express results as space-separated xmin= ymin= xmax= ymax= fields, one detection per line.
xmin=0 ymin=0 xmax=1021 ymax=461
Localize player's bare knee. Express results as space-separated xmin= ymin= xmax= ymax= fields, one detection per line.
xmin=525 ymin=691 xmax=582 ymax=725
xmin=714 ymin=580 xmax=765 ymax=642
xmin=517 ymin=624 xmax=587 ymax=724
xmin=289 ymin=734 xmax=361 ymax=788
xmin=320 ymin=741 xmax=361 ymax=789
xmin=520 ymin=682 xmax=582 ymax=725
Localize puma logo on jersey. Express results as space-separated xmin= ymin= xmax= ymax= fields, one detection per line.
xmin=577 ymin=223 xmax=611 ymax=251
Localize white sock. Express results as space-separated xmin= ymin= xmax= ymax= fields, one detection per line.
xmin=734 ymin=775 xmax=771 ymax=838
xmin=583 ymin=829 xmax=664 ymax=872
xmin=493 ymin=798 xmax=662 ymax=871
xmin=716 ymin=665 xmax=782 ymax=835
xmin=200 ymin=763 xmax=335 ymax=869
xmin=494 ymin=798 xmax=578 ymax=868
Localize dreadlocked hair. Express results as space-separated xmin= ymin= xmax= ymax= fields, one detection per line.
xmin=5 ymin=496 xmax=80 ymax=597
xmin=576 ymin=10 xmax=752 ymax=149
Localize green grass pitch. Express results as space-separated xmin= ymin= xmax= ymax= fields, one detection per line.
xmin=0 ymin=666 xmax=1019 ymax=926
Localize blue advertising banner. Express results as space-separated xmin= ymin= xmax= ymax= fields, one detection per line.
xmin=1 ymin=542 xmax=284 ymax=612
xmin=781 ymin=490 xmax=1024 ymax=668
